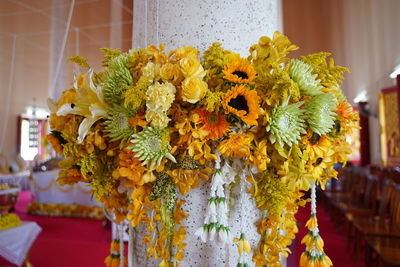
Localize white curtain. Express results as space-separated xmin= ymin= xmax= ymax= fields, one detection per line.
xmin=337 ymin=0 xmax=400 ymax=164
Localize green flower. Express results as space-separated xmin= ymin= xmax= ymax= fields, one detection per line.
xmin=104 ymin=106 xmax=135 ymax=148
xmin=289 ymin=59 xmax=323 ymax=96
xmin=129 ymin=127 xmax=176 ymax=169
xmin=102 ymin=52 xmax=133 ymax=105
xmin=267 ymin=98 xmax=306 ymax=147
xmin=304 ymin=93 xmax=337 ymax=135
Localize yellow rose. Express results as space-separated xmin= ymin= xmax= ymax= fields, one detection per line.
xmin=160 ymin=63 xmax=184 ymax=84
xmin=173 ymin=46 xmax=199 ymax=60
xmin=181 ymin=77 xmax=207 ymax=104
xmin=180 ymin=56 xmax=206 ymax=78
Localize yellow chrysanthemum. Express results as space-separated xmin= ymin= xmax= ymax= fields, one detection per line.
xmin=223 ymin=58 xmax=256 ymax=84
xmin=222 ymin=85 xmax=260 ymax=126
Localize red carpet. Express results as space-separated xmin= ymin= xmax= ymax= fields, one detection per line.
xmin=0 ymin=191 xmax=362 ymax=267
xmin=0 ymin=191 xmax=110 ymax=267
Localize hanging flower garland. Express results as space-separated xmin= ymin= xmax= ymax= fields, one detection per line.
xmin=47 ymin=31 xmax=359 ymax=266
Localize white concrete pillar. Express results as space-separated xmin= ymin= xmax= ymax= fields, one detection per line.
xmin=132 ymin=1 xmax=283 ymax=266
xmin=133 ymin=0 xmax=282 ymax=56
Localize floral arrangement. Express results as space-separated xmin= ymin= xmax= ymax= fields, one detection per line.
xmin=27 ymin=202 xmax=104 ymax=219
xmin=0 ymin=213 xmax=22 ymax=230
xmin=47 ymin=31 xmax=358 ymax=266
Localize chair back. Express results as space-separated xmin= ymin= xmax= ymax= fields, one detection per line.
xmin=390 ymin=184 xmax=400 ymax=228
xmin=377 ymin=179 xmax=395 ymax=218
xmin=362 ymin=174 xmax=379 ymax=211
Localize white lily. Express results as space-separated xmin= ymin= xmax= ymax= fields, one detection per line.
xmin=55 ymin=69 xmax=108 ymax=143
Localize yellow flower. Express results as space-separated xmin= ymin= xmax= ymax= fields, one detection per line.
xmin=305 ymin=215 xmax=317 ymax=229
xmin=223 ymin=58 xmax=256 ymax=84
xmin=146 ymin=82 xmax=176 ymax=112
xmin=301 ymin=132 xmax=332 ymax=161
xmin=47 ymin=133 xmax=63 ymax=154
xmin=193 ymin=109 xmax=231 ymax=139
xmin=249 ymin=139 xmax=270 ymax=172
xmin=56 ymin=70 xmax=108 ymax=143
xmin=181 ymin=76 xmax=207 ymax=104
xmin=179 ymin=56 xmax=206 ymax=78
xmin=160 ymin=63 xmax=184 ymax=84
xmin=222 ymin=85 xmax=260 ymax=126
xmin=127 ymin=184 xmax=151 ymax=227
xmin=145 ymin=109 xmax=169 ymax=128
xmin=218 ymin=133 xmax=253 ymax=158
xmin=114 ymin=149 xmax=147 ymax=185
xmin=142 ymin=62 xmax=161 ymax=82
xmin=173 ymin=46 xmax=199 ymax=60
xmin=234 ymin=233 xmax=251 ymax=256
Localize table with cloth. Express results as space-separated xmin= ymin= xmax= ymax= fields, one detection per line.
xmin=0 ymin=171 xmax=31 ymax=191
xmin=30 ymin=170 xmax=103 ymax=219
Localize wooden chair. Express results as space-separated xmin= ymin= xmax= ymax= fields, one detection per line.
xmin=324 ymin=166 xmax=368 ymax=224
xmin=348 ymin=183 xmax=400 ymax=261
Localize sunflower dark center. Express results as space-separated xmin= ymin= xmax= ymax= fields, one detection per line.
xmin=309 ymin=132 xmax=321 ymax=145
xmin=335 ymin=121 xmax=341 ymax=133
xmin=207 ymin=113 xmax=219 ymax=124
xmin=232 ymin=71 xmax=248 ymax=80
xmin=314 ymin=157 xmax=323 ymax=166
xmin=228 ymin=95 xmax=249 ymax=114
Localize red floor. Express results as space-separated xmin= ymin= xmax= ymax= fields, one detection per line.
xmin=0 ymin=191 xmax=362 ymax=267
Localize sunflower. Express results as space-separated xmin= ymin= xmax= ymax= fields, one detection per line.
xmin=301 ymin=132 xmax=332 ymax=161
xmin=218 ymin=133 xmax=253 ymax=158
xmin=194 ymin=109 xmax=231 ymax=139
xmin=222 ymin=85 xmax=260 ymax=126
xmin=223 ymin=58 xmax=256 ymax=84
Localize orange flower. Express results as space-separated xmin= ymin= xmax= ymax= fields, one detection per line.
xmin=113 ymin=150 xmax=147 ymax=185
xmin=128 ymin=115 xmax=148 ymax=128
xmin=194 ymin=109 xmax=231 ymax=139
xmin=222 ymin=85 xmax=260 ymax=126
xmin=47 ymin=133 xmax=63 ymax=154
xmin=218 ymin=133 xmax=254 ymax=158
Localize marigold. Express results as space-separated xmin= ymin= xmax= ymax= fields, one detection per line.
xmin=193 ymin=109 xmax=231 ymax=139
xmin=222 ymin=85 xmax=260 ymax=126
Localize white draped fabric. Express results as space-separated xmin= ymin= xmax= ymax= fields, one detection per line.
xmin=0 ymin=171 xmax=31 ymax=190
xmin=31 ymin=170 xmax=97 ymax=206
xmin=132 ymin=1 xmax=284 ymax=266
xmin=0 ymin=222 xmax=42 ymax=267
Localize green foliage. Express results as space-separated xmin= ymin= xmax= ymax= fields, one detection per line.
xmin=301 ymin=52 xmax=349 ymax=87
xmin=68 ymin=56 xmax=90 ymax=69
xmin=100 ymin=48 xmax=122 ymax=67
